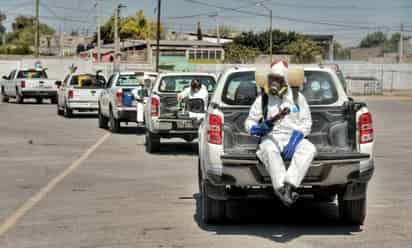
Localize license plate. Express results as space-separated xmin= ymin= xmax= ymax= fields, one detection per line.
xmin=176 ymin=121 xmax=193 ymax=129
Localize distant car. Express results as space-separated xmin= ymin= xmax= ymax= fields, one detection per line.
xmin=56 ymin=72 xmax=106 ymax=118
xmin=144 ymin=72 xmax=217 ymax=153
xmin=98 ymin=71 xmax=158 ymax=133
xmin=0 ymin=68 xmax=58 ymax=104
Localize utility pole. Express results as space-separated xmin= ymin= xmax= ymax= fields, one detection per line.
xmin=95 ymin=0 xmax=101 ymax=62
xmin=115 ymin=4 xmax=126 ymax=63
xmin=256 ymin=2 xmax=272 ymax=65
xmin=35 ymin=0 xmax=40 ymax=57
xmin=215 ymin=15 xmax=220 ymax=45
xmin=155 ymin=0 xmax=162 ymax=72
xmin=399 ymin=24 xmax=404 ymax=64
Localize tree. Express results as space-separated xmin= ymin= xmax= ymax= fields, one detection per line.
xmin=359 ymin=32 xmax=387 ymax=48
xmin=0 ymin=12 xmax=6 ymax=45
xmin=224 ymin=43 xmax=260 ymax=63
xmin=6 ymin=15 xmax=54 ymax=47
xmin=334 ymin=42 xmax=351 ymax=60
xmin=385 ymin=32 xmax=401 ymax=53
xmin=284 ymin=37 xmax=321 ymax=63
xmin=96 ymin=10 xmax=164 ymax=44
xmin=233 ymin=30 xmax=300 ymax=54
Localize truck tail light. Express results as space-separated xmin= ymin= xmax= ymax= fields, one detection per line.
xmin=20 ymin=80 xmax=26 ymax=88
xmin=359 ymin=112 xmax=373 ymax=144
xmin=151 ymin=96 xmax=159 ymax=117
xmin=208 ymin=114 xmax=222 ymax=145
xmin=116 ymin=91 xmax=123 ymax=107
xmin=68 ymin=89 xmax=74 ymax=99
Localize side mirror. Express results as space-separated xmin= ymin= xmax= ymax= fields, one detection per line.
xmin=55 ymin=81 xmax=62 ymax=87
xmin=2 ymin=76 xmax=8 ymax=80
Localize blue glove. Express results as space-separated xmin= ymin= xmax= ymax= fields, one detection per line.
xmin=282 ymin=130 xmax=304 ymax=160
xmin=250 ymin=123 xmax=271 ymax=136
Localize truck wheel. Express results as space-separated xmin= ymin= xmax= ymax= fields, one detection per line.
xmin=35 ymin=97 xmax=42 ymax=104
xmin=98 ymin=108 xmax=108 ymax=129
xmin=64 ymin=103 xmax=73 ymax=118
xmin=201 ymin=180 xmax=226 ymax=224
xmin=198 ymin=157 xmax=203 ymax=193
xmin=145 ymin=130 xmax=160 ymax=153
xmin=314 ymin=193 xmax=336 ymax=203
xmin=338 ymin=194 xmax=366 ymax=225
xmin=57 ymin=103 xmax=64 ymax=116
xmin=109 ymin=109 xmax=120 ymax=133
xmin=16 ymin=92 xmax=23 ymax=104
xmin=1 ymin=90 xmax=9 ymax=103
xmin=51 ymin=96 xmax=58 ymax=104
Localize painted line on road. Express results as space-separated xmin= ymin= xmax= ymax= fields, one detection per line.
xmin=0 ymin=132 xmax=111 ymax=237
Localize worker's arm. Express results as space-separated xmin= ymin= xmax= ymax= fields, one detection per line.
xmin=244 ymin=95 xmax=263 ymax=134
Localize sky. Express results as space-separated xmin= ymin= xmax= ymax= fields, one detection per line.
xmin=1 ymin=0 xmax=411 ymax=47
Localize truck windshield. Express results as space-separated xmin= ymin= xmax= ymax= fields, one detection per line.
xmin=159 ymin=75 xmax=216 ymax=93
xmin=222 ymin=70 xmax=338 ymax=106
xmin=117 ymin=73 xmax=145 ymax=86
xmin=17 ymin=70 xmax=47 ymax=79
xmin=70 ymin=74 xmax=105 ymax=88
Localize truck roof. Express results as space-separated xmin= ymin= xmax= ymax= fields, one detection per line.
xmin=158 ymin=72 xmax=215 ymax=77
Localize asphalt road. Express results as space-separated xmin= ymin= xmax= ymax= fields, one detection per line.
xmin=0 ymin=98 xmax=411 ymax=248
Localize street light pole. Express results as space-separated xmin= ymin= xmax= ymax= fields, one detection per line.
xmin=257 ymin=2 xmax=272 ymax=65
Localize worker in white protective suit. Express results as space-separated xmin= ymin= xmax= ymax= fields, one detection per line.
xmin=177 ymin=79 xmax=208 ymax=120
xmin=245 ymin=61 xmax=317 ymax=206
xmin=132 ymin=79 xmax=149 ymax=124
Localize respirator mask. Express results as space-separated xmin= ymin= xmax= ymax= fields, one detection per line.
xmin=268 ymin=74 xmax=288 ymax=97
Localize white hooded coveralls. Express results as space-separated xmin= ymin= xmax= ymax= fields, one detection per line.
xmin=177 ymin=85 xmax=209 ymax=120
xmin=245 ymin=88 xmax=317 ymax=190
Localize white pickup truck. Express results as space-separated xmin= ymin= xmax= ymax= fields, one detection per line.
xmin=98 ymin=71 xmax=157 ymax=133
xmin=198 ymin=67 xmax=374 ymax=225
xmin=56 ymin=72 xmax=106 ymax=118
xmin=1 ymin=68 xmax=57 ymax=104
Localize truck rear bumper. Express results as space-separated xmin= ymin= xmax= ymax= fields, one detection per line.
xmin=67 ymin=101 xmax=98 ymax=110
xmin=21 ymin=90 xmax=57 ymax=98
xmin=207 ymin=153 xmax=373 ymax=187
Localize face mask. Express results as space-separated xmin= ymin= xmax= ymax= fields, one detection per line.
xmin=268 ymin=74 xmax=288 ymax=97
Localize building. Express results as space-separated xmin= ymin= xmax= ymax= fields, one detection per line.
xmin=82 ymin=39 xmax=225 ymax=64
xmin=40 ymin=34 xmax=94 ymax=56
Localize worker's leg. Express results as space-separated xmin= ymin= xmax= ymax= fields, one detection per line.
xmin=256 ymin=137 xmax=287 ymax=190
xmin=137 ymin=102 xmax=144 ymax=123
xmin=284 ymin=139 xmax=316 ymax=187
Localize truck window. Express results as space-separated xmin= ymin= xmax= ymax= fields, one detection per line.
xmin=222 ymin=70 xmax=339 ymax=106
xmin=17 ymin=70 xmax=48 ymax=79
xmin=302 ymin=71 xmax=338 ymax=105
xmin=158 ymin=76 xmax=216 ymax=93
xmin=117 ymin=73 xmax=145 ymax=87
xmin=222 ymin=71 xmax=257 ymax=106
xmin=70 ymin=74 xmax=105 ymax=88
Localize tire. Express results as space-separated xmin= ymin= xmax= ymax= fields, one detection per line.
xmin=201 ymin=180 xmax=226 ymax=224
xmin=57 ymin=103 xmax=64 ymax=116
xmin=16 ymin=91 xmax=23 ymax=104
xmin=35 ymin=97 xmax=42 ymax=104
xmin=63 ymin=103 xmax=73 ymax=118
xmin=198 ymin=157 xmax=203 ymax=193
xmin=51 ymin=96 xmax=58 ymax=104
xmin=1 ymin=90 xmax=9 ymax=103
xmin=145 ymin=130 xmax=160 ymax=153
xmin=338 ymin=194 xmax=366 ymax=225
xmin=109 ymin=108 xmax=120 ymax=133
xmin=314 ymin=193 xmax=336 ymax=203
xmin=98 ymin=107 xmax=109 ymax=129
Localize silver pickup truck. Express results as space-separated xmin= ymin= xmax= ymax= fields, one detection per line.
xmin=98 ymin=71 xmax=157 ymax=133
xmin=144 ymin=72 xmax=217 ymax=153
xmin=198 ymin=67 xmax=374 ymax=225
xmin=1 ymin=68 xmax=57 ymax=104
